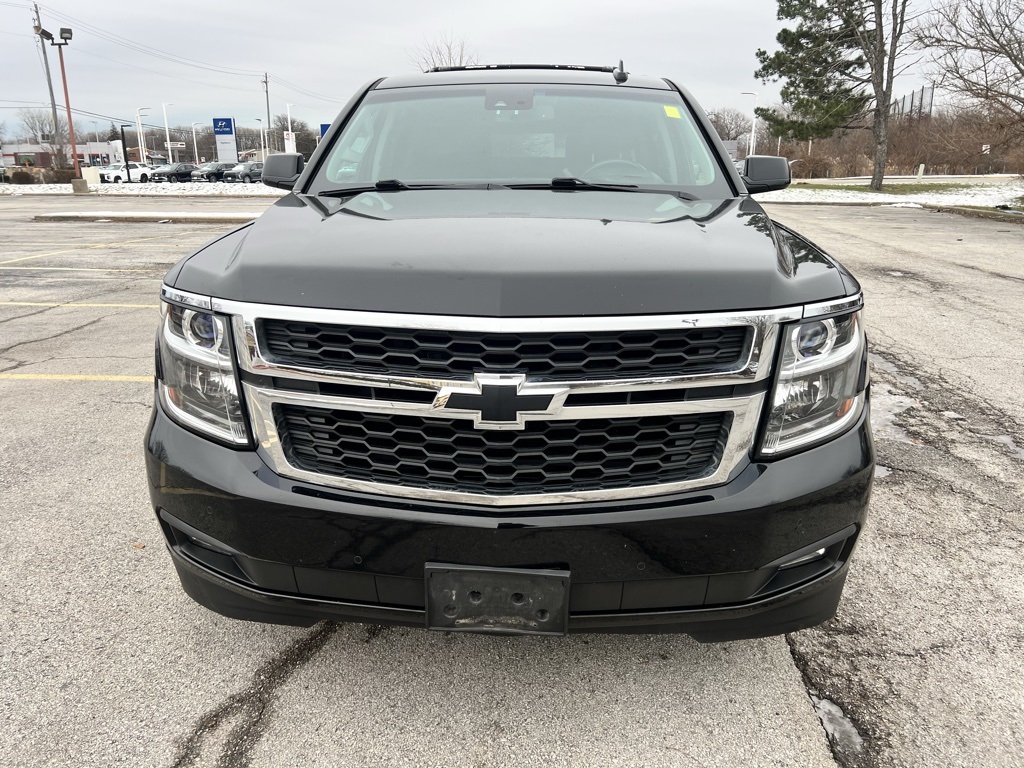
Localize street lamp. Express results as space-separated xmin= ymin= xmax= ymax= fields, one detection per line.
xmin=39 ymin=25 xmax=80 ymax=177
xmin=741 ymin=91 xmax=758 ymax=157
xmin=255 ymin=118 xmax=265 ymax=161
xmin=286 ymin=103 xmax=294 ymax=133
xmin=191 ymin=122 xmax=202 ymax=164
xmin=119 ymin=124 xmax=134 ymax=182
xmin=162 ymin=102 xmax=173 ymax=163
xmin=135 ymin=107 xmax=150 ymax=164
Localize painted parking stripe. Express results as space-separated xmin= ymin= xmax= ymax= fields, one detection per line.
xmin=0 ymin=229 xmax=212 ymax=265
xmin=0 ymin=266 xmax=162 ymax=273
xmin=0 ymin=373 xmax=151 ymax=382
xmin=0 ymin=302 xmax=159 ymax=308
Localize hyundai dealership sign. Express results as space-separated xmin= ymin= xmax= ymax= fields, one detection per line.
xmin=213 ymin=117 xmax=238 ymax=162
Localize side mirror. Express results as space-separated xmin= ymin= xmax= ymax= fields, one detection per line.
xmin=262 ymin=153 xmax=304 ymax=190
xmin=741 ymin=155 xmax=791 ymax=194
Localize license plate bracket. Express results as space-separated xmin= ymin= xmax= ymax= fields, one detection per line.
xmin=425 ymin=563 xmax=570 ymax=636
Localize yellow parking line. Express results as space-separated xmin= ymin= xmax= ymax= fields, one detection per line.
xmin=0 ymin=302 xmax=159 ymax=308
xmin=0 ymin=266 xmax=161 ymax=273
xmin=0 ymin=374 xmax=151 ymax=382
xmin=0 ymin=229 xmax=210 ymax=265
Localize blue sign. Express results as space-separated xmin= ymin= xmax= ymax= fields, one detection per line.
xmin=320 ymin=123 xmax=331 ymax=138
xmin=213 ymin=118 xmax=234 ymax=135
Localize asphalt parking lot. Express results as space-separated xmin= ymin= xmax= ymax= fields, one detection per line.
xmin=1 ymin=195 xmax=1022 ymax=767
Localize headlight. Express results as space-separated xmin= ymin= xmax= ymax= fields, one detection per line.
xmin=760 ymin=310 xmax=866 ymax=456
xmin=157 ymin=295 xmax=249 ymax=445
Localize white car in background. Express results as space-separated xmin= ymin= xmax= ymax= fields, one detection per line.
xmin=100 ymin=162 xmax=152 ymax=183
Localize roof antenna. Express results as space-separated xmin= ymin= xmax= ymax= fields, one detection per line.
xmin=612 ymin=60 xmax=628 ymax=84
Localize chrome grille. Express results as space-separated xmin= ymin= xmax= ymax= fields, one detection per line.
xmin=276 ymin=404 xmax=729 ymax=496
xmin=195 ymin=293 xmax=811 ymax=505
xmin=260 ymin=320 xmax=750 ymax=380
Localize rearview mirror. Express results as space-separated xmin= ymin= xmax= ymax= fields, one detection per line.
xmin=262 ymin=153 xmax=304 ymax=190
xmin=741 ymin=155 xmax=791 ymax=194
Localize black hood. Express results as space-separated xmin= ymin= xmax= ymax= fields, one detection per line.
xmin=171 ymin=189 xmax=849 ymax=317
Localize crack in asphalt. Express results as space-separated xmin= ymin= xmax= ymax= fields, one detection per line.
xmin=787 ymin=635 xmax=875 ymax=768
xmin=788 ymin=345 xmax=1024 ymax=768
xmin=171 ymin=622 xmax=341 ymax=768
xmin=0 ymin=317 xmax=105 ymax=357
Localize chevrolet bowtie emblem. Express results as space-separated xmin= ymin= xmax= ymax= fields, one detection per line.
xmin=433 ymin=374 xmax=567 ymax=430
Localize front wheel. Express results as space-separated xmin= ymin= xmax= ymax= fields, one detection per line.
xmin=242 ymin=175 xmax=251 ymax=183
xmin=139 ymin=174 xmax=148 ymax=183
xmin=169 ymin=176 xmax=178 ymax=183
xmin=114 ymin=176 xmax=123 ymax=184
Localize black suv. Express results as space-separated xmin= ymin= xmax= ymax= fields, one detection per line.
xmin=146 ymin=65 xmax=873 ymax=641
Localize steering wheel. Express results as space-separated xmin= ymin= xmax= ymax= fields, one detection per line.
xmin=582 ymin=159 xmax=664 ymax=184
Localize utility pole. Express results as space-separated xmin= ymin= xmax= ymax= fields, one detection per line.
xmin=263 ymin=72 xmax=273 ymax=153
xmin=32 ymin=4 xmax=61 ymax=154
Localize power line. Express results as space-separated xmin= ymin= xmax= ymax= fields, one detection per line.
xmin=71 ymin=46 xmax=263 ymax=94
xmin=36 ymin=2 xmax=264 ymax=77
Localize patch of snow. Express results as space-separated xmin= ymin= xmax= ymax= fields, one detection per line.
xmin=811 ymin=695 xmax=865 ymax=756
xmin=981 ymin=434 xmax=1024 ymax=461
xmin=2 ymin=177 xmax=1023 ymax=207
xmin=760 ymin=178 xmax=1024 ymax=208
xmin=887 ymin=202 xmax=924 ymax=208
xmin=0 ymin=181 xmax=286 ymax=197
xmin=874 ymin=465 xmax=892 ymax=479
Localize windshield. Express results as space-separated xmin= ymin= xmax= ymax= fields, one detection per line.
xmin=311 ymin=84 xmax=732 ymax=198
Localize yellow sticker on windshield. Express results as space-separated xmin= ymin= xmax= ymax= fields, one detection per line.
xmin=663 ymin=105 xmax=681 ymax=118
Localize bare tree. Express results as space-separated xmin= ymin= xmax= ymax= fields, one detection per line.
xmin=409 ymin=31 xmax=479 ymax=72
xmin=707 ymin=108 xmax=751 ymax=141
xmin=916 ymin=0 xmax=1024 ymax=123
xmin=18 ymin=108 xmax=69 ymax=167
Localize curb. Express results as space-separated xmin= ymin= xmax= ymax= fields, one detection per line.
xmin=926 ymin=205 xmax=1024 ymax=225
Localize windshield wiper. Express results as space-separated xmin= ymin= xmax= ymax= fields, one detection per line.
xmin=509 ymin=177 xmax=639 ymax=192
xmin=317 ymin=180 xmax=506 ymax=197
xmin=508 ymin=178 xmax=698 ymax=200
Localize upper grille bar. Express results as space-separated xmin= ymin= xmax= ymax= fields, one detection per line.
xmin=259 ymin=320 xmax=751 ymax=381
xmin=217 ymin=299 xmax=802 ymax=389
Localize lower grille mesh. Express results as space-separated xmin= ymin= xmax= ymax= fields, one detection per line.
xmin=275 ymin=404 xmax=729 ymax=496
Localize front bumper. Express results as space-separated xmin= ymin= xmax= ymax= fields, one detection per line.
xmin=145 ymin=400 xmax=873 ymax=641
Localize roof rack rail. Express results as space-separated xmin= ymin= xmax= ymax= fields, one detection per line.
xmin=428 ymin=62 xmax=628 ymax=83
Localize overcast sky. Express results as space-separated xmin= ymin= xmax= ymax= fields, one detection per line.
xmin=1 ymin=0 xmax=927 ymax=142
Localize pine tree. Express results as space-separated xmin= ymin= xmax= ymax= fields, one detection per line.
xmin=756 ymin=0 xmax=913 ymax=190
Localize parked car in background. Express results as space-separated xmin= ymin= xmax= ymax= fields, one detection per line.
xmin=191 ymin=162 xmax=236 ymax=182
xmin=100 ymin=162 xmax=152 ymax=183
xmin=221 ymin=162 xmax=263 ymax=183
xmin=151 ymin=163 xmax=200 ymax=183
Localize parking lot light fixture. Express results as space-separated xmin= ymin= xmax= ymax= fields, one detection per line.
xmin=135 ymin=107 xmax=150 ymax=164
xmin=191 ymin=122 xmax=202 ymax=164
xmin=741 ymin=91 xmax=758 ymax=157
xmin=42 ymin=25 xmax=80 ymax=177
xmin=162 ymin=103 xmax=174 ymax=163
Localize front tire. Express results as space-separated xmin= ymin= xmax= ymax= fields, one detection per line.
xmin=169 ymin=176 xmax=178 ymax=183
xmin=242 ymin=175 xmax=251 ymax=183
xmin=114 ymin=176 xmax=123 ymax=184
xmin=139 ymin=174 xmax=149 ymax=183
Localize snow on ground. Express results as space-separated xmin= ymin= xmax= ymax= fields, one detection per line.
xmin=1 ymin=177 xmax=1022 ymax=208
xmin=0 ymin=181 xmax=287 ymax=197
xmin=759 ymin=179 xmax=1024 ymax=208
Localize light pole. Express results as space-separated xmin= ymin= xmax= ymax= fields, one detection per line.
xmin=38 ymin=26 xmax=80 ymax=177
xmin=162 ymin=102 xmax=173 ymax=163
xmin=286 ymin=103 xmax=294 ymax=133
xmin=31 ymin=6 xmax=61 ymax=169
xmin=191 ymin=122 xmax=202 ymax=164
xmin=741 ymin=91 xmax=758 ymax=157
xmin=135 ymin=106 xmax=150 ymax=164
xmin=255 ymin=118 xmax=265 ymax=161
